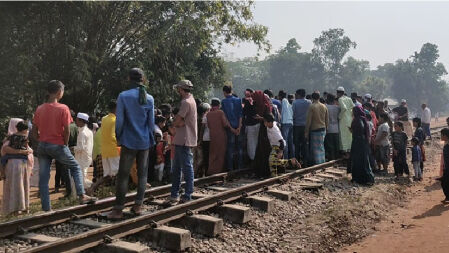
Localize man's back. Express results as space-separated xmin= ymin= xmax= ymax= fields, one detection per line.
xmin=116 ymin=88 xmax=155 ymax=150
xmin=306 ymin=102 xmax=328 ymax=131
xmin=292 ymin=99 xmax=311 ymax=126
xmin=221 ymin=96 xmax=242 ymax=129
xmin=34 ymin=102 xmax=72 ymax=145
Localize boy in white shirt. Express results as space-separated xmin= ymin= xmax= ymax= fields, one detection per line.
xmin=264 ymin=113 xmax=300 ymax=177
xmin=74 ymin=113 xmax=94 ymax=188
xmin=374 ymin=113 xmax=390 ymax=173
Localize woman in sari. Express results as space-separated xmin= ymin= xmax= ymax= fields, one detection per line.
xmin=350 ymin=106 xmax=375 ymax=185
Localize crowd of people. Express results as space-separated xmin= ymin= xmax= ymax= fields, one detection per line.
xmin=1 ymin=66 xmax=445 ymax=216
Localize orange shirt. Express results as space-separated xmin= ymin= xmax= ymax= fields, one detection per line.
xmin=33 ymin=103 xmax=72 ymax=145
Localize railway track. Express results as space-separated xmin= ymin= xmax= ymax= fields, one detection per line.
xmin=0 ymin=169 xmax=249 ymax=238
xmin=0 ymin=160 xmax=344 ymax=253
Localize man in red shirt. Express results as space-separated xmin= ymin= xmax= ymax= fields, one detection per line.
xmin=32 ymin=80 xmax=96 ymax=211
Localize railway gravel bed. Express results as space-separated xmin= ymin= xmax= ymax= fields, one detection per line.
xmin=187 ymin=174 xmax=413 ymax=253
xmin=0 ymin=238 xmax=36 ymax=253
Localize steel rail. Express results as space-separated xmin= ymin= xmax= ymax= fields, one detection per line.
xmin=0 ymin=169 xmax=250 ymax=238
xmin=24 ymin=160 xmax=339 ymax=253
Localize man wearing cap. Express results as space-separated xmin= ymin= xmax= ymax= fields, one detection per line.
xmin=107 ymin=68 xmax=155 ymax=219
xmin=165 ymin=79 xmax=197 ymax=205
xmin=364 ymin=94 xmax=373 ymax=105
xmin=74 ymin=112 xmax=94 ymax=188
xmin=32 ymin=80 xmax=96 ymax=211
xmin=336 ymin=87 xmax=354 ymax=158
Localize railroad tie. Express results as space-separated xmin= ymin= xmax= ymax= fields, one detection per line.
xmin=266 ymin=189 xmax=292 ymax=201
xmin=219 ymin=204 xmax=252 ymax=224
xmin=16 ymin=233 xmax=60 ymax=244
xmin=244 ymin=196 xmax=275 ymax=213
xmin=70 ymin=219 xmax=109 ymax=229
xmin=96 ymin=240 xmax=151 ymax=253
xmin=325 ymin=169 xmax=346 ymax=177
xmin=151 ymin=226 xmax=192 ymax=252
xmin=181 ymin=214 xmax=223 ymax=237
xmin=303 ymin=177 xmax=324 ymax=183
xmin=299 ymin=182 xmax=323 ymax=191
xmin=315 ymin=173 xmax=339 ymax=180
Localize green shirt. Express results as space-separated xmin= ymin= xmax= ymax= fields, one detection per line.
xmin=68 ymin=122 xmax=78 ymax=147
xmin=93 ymin=128 xmax=102 ymax=158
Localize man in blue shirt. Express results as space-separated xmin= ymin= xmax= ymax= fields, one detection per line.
xmin=221 ymin=85 xmax=243 ymax=170
xmin=292 ymin=89 xmax=311 ymax=165
xmin=108 ymin=68 xmax=155 ymax=219
xmin=279 ymin=90 xmax=294 ymax=159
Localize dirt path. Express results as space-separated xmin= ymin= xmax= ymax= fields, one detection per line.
xmin=342 ymin=138 xmax=449 ymax=253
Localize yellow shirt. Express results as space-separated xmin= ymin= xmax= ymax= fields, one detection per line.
xmin=305 ymin=101 xmax=329 ymax=136
xmin=101 ymin=113 xmax=120 ymax=158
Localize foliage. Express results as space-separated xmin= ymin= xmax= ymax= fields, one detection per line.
xmin=0 ymin=1 xmax=269 ymax=139
xmin=225 ymin=30 xmax=448 ymax=114
xmin=312 ymin=28 xmax=357 ymax=85
xmin=387 ymin=43 xmax=448 ymax=110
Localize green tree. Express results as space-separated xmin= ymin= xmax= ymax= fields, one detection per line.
xmin=312 ymin=28 xmax=357 ymax=86
xmin=357 ymin=75 xmax=388 ymax=100
xmin=0 ymin=1 xmax=269 ymax=137
xmin=389 ymin=43 xmax=448 ymax=111
xmin=339 ymin=56 xmax=370 ymax=92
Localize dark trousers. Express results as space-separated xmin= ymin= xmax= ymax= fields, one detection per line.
xmin=393 ymin=149 xmax=409 ymax=176
xmin=114 ymin=146 xmax=149 ymax=210
xmin=442 ymin=171 xmax=449 ymax=199
xmin=226 ymin=129 xmax=242 ymax=170
xmin=55 ymin=160 xmax=71 ymax=194
xmin=281 ymin=124 xmax=294 ymax=159
xmin=324 ymin=133 xmax=339 ymax=161
xmin=293 ymin=126 xmax=308 ymax=164
xmin=201 ymin=141 xmax=210 ymax=176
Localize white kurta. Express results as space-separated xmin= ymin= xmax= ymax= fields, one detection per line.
xmin=74 ymin=125 xmax=93 ymax=187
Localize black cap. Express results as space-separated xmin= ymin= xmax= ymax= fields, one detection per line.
xmin=129 ymin=68 xmax=144 ymax=82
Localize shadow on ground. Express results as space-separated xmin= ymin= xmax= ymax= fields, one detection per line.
xmin=413 ymin=203 xmax=449 ymax=219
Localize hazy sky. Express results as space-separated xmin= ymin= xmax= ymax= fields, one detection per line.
xmin=222 ymin=1 xmax=449 ymax=70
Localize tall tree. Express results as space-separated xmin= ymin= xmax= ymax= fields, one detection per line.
xmin=312 ymin=28 xmax=356 ymax=86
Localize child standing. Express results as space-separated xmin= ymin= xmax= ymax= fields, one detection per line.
xmin=440 ymin=128 xmax=449 ymax=202
xmin=264 ymin=114 xmax=300 ymax=177
xmin=391 ymin=121 xmax=409 ymax=178
xmin=411 ymin=137 xmax=422 ymax=181
xmin=74 ymin=113 xmax=94 ymax=188
xmin=374 ymin=113 xmax=390 ymax=173
xmin=412 ymin=118 xmax=426 ymax=176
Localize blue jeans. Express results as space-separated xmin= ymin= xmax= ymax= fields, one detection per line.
xmin=38 ymin=142 xmax=85 ymax=211
xmin=281 ymin=124 xmax=294 ymax=159
xmin=225 ymin=129 xmax=242 ymax=170
xmin=171 ymin=145 xmax=194 ymax=200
